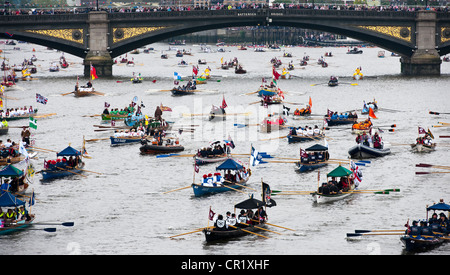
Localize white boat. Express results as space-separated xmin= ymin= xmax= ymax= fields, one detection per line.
xmin=410 ymin=143 xmax=436 ymax=153
xmin=311 ymin=165 xmax=357 ymax=204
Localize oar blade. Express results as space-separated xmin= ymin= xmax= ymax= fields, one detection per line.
xmin=354 ymin=230 xmax=371 ymax=234
xmin=43 ymin=227 xmax=57 ymax=233
xmin=62 ymin=222 xmax=75 ymax=227
xmin=346 ymin=233 xmax=362 ymax=237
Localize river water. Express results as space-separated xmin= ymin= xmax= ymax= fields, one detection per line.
xmin=0 ymin=41 xmax=449 ymax=256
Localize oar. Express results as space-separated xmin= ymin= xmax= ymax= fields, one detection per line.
xmin=351 ymin=189 xmax=400 ymax=192
xmin=416 ymin=163 xmax=450 ymax=170
xmin=7 ymin=226 xmax=57 ymax=233
xmin=343 ymin=190 xmax=390 ymax=194
xmin=347 ymin=232 xmax=403 ymax=237
xmin=438 ymin=122 xmax=450 ymax=126
xmin=169 ymin=227 xmax=205 ymax=238
xmin=56 ymin=167 xmax=88 ymax=178
xmin=310 ymin=83 xmax=327 ymax=86
xmin=354 ymin=229 xmax=404 ymax=234
xmin=227 ymin=224 xmax=269 ymax=239
xmin=85 ymin=138 xmax=109 ymax=142
xmin=439 ymin=136 xmax=450 ymax=138
xmin=238 ymin=222 xmax=282 ymax=235
xmin=33 ymin=222 xmax=74 ymax=227
xmin=77 ymin=168 xmax=102 ymax=175
xmin=416 ymin=171 xmax=450 ymax=174
xmin=162 ymin=185 xmax=192 ymax=194
xmin=61 ymin=91 xmax=74 ymax=96
xmin=251 ymin=220 xmax=296 ymax=231
xmin=430 ymin=111 xmax=450 ymax=115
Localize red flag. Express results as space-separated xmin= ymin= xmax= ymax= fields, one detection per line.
xmin=90 ymin=64 xmax=98 ymax=80
xmin=368 ymin=107 xmax=377 ymax=119
xmin=272 ymin=67 xmax=280 ymax=80
xmin=208 ymin=207 xmax=215 ymax=221
xmin=221 ymin=95 xmax=227 ymax=109
xmin=152 ymin=79 xmax=157 ymax=83
xmin=309 ymin=97 xmax=312 ymax=107
xmin=418 ymin=127 xmax=426 ymax=134
xmin=195 ymin=164 xmax=199 ymax=173
xmin=193 ymin=65 xmax=198 ymax=76
xmin=300 ymin=148 xmax=308 ymax=158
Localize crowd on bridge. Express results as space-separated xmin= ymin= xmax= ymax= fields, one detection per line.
xmin=0 ymin=3 xmax=448 ymax=16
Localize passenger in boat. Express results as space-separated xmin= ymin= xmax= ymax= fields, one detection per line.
xmin=438 ymin=213 xmax=449 ymax=233
xmin=21 ymin=126 xmax=31 ymax=145
xmin=362 ymin=136 xmax=370 ymax=147
xmin=419 ymin=221 xmax=434 ymax=236
xmin=320 ymin=183 xmax=330 ymax=194
xmin=86 ymin=81 xmax=92 ymax=88
xmin=373 ymin=132 xmax=382 ymax=149
xmin=356 ymin=134 xmax=362 ymax=144
xmin=406 ymin=220 xmax=420 ymax=235
xmin=246 ymin=210 xmax=255 ymax=225
xmin=17 ymin=206 xmax=31 ymax=221
xmin=226 ymin=213 xmax=237 ymax=227
xmin=255 ymin=207 xmax=267 ymax=223
xmin=154 ymin=106 xmax=162 ymax=122
xmin=5 ymin=208 xmax=16 ymax=224
xmin=237 ymin=210 xmax=248 ymax=227
xmin=214 ymin=214 xmax=227 ymax=231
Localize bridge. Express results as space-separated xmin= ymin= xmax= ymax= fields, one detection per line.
xmin=1 ymin=9 xmax=450 ymax=76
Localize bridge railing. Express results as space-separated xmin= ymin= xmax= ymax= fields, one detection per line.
xmin=0 ymin=13 xmax=88 ymax=23
xmin=108 ymin=9 xmax=268 ymax=20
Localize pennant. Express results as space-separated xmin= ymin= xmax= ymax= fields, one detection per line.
xmin=221 ymin=95 xmax=227 ymax=109
xmin=368 ymin=107 xmax=377 ymax=119
xmin=194 ymin=164 xmax=199 ymax=173
xmin=29 ymin=117 xmax=37 ymax=129
xmin=192 ymin=65 xmax=198 ymax=76
xmin=173 ymin=72 xmax=182 ymax=80
xmin=28 ymin=191 xmax=35 ymax=207
xmin=418 ymin=127 xmax=426 ymax=135
xmin=262 ymin=182 xmax=276 ymax=207
xmin=272 ymin=67 xmax=280 ymax=80
xmin=309 ymin=96 xmax=312 ymax=107
xmin=90 ymin=64 xmax=98 ymax=80
xmin=208 ymin=207 xmax=216 ymax=221
xmin=104 ymin=102 xmax=110 ymax=108
xmin=250 ymin=146 xmax=263 ymax=166
xmin=160 ymin=103 xmax=172 ymax=112
xmin=224 ymin=134 xmax=235 ymax=149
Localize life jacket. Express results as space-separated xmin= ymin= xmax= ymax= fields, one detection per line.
xmin=6 ymin=212 xmax=15 ymax=219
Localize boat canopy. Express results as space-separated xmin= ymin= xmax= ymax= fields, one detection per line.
xmin=427 ymin=200 xmax=450 ymax=211
xmin=0 ymin=192 xmax=25 ymax=207
xmin=57 ymin=146 xmax=81 ymax=157
xmin=234 ymin=196 xmax=265 ymax=209
xmin=216 ymin=158 xmax=243 ymax=171
xmin=327 ymin=165 xmax=353 ymax=178
xmin=0 ymin=165 xmax=23 ymax=178
xmin=305 ymin=144 xmax=328 ymax=152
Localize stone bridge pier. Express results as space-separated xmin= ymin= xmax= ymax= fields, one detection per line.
xmin=83 ymin=12 xmax=113 ymax=77
xmin=400 ymin=11 xmax=441 ymax=76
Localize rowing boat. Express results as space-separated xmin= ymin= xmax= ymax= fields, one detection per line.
xmin=192 ymin=178 xmax=249 ymax=197
xmin=311 ymin=165 xmax=356 ymax=203
xmin=0 ymin=217 xmax=35 ymax=235
xmin=325 ymin=116 xmax=358 ymax=126
xmin=140 ymin=143 xmax=184 ymax=155
xmin=74 ymin=87 xmax=96 ymax=97
xmin=410 ymin=143 xmax=436 ymax=153
xmin=287 ymin=133 xmax=325 ymax=144
xmin=204 ymin=221 xmax=266 ymax=242
xmin=348 ymin=143 xmax=391 ymax=159
xmin=400 ymin=235 xmax=445 ymax=252
xmin=3 ymin=109 xmax=38 ymax=121
xmin=171 ymin=87 xmax=198 ymax=96
xmin=195 ymin=154 xmax=230 ymax=166
xmin=110 ymin=136 xmax=142 ymax=146
xmin=295 ymin=144 xmax=330 ymax=173
xmin=40 ymin=146 xmax=85 ymax=180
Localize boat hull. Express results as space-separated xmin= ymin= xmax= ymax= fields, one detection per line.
xmin=348 ymin=144 xmax=391 ymax=159
xmin=295 ymin=162 xmax=328 ymax=173
xmin=41 ymin=167 xmax=84 ymax=180
xmin=203 ymin=222 xmax=266 ymax=242
xmin=400 ymin=235 xmax=445 ymax=252
xmin=171 ymin=88 xmax=197 ymax=96
xmin=140 ymin=144 xmax=184 ymax=155
xmin=194 ymin=155 xmax=229 ymax=166
xmin=287 ymin=134 xmax=325 ymax=144
xmin=191 ymin=178 xmax=248 ymax=197
xmin=326 ymin=117 xmax=357 ymax=126
xmin=0 ymin=218 xmax=34 ymax=235
xmin=410 ymin=143 xmax=436 ymax=153
xmin=110 ymin=136 xmax=142 ymax=146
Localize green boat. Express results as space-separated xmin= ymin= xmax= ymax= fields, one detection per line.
xmin=3 ymin=109 xmax=38 ymax=121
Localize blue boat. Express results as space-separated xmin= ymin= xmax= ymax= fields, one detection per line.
xmin=191 ymin=158 xmax=250 ymax=197
xmin=110 ymin=136 xmax=142 ymax=146
xmin=124 ymin=114 xmax=144 ymax=127
xmin=257 ymin=87 xmax=278 ymax=97
xmin=295 ymin=144 xmax=330 ymax=173
xmin=41 ymin=145 xmax=85 ymax=180
xmin=0 ymin=191 xmax=35 ymax=235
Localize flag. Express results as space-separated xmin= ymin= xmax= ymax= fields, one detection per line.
xmin=5 ymin=32 xmax=13 ymax=38
xmin=220 ymin=57 xmax=223 ymax=64
xmin=350 ymin=161 xmax=363 ymax=187
xmin=19 ymin=141 xmax=29 ymax=159
xmin=208 ymin=207 xmax=216 ymax=221
xmin=36 ymin=93 xmax=48 ymax=104
xmin=28 ymin=191 xmax=35 ymax=207
xmin=250 ymin=146 xmax=263 ymax=166
xmin=104 ymin=102 xmax=110 ymax=108
xmin=29 ymin=117 xmax=37 ymax=129
xmin=427 ymin=128 xmax=434 ymax=139
xmin=224 ymin=134 xmax=235 ymax=149
xmin=300 ymin=148 xmax=308 ymax=158
xmin=272 ymin=67 xmax=280 ymax=80
xmin=262 ymin=182 xmax=276 ymax=207
xmin=418 ymin=127 xmax=426 ymax=134
xmin=272 ymin=78 xmax=278 ymax=86
xmin=221 ymin=95 xmax=227 ymax=109
xmin=0 ymin=98 xmax=3 ymax=108
xmin=160 ymin=103 xmax=172 ymax=112
xmin=327 ymin=109 xmax=333 ymax=117
xmin=309 ymin=96 xmax=312 ymax=107
xmin=368 ymin=107 xmax=377 ymax=119
xmin=194 ymin=164 xmax=199 ymax=173
xmin=193 ymin=65 xmax=198 ymax=76
xmin=90 ymin=64 xmax=98 ymax=80
xmin=173 ymin=72 xmax=182 ymax=80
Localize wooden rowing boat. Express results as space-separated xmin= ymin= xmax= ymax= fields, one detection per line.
xmin=74 ymin=87 xmax=96 ymax=97
xmin=203 ymin=221 xmax=266 ymax=242
xmin=400 ymin=235 xmax=445 ymax=252
xmin=0 ymin=217 xmax=35 ymax=235
xmin=192 ymin=177 xmax=249 ymax=197
xmin=410 ymin=143 xmax=436 ymax=153
xmin=139 ymin=144 xmax=184 ymax=155
xmin=110 ymin=136 xmax=142 ymax=146
xmin=287 ymin=133 xmax=325 ymax=144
